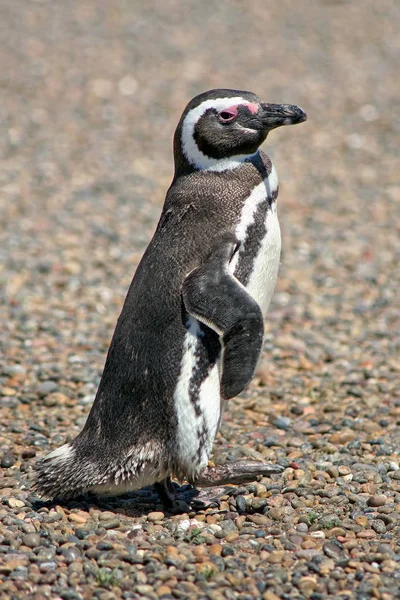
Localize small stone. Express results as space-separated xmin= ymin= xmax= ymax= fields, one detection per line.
xmin=329 ymin=431 xmax=355 ymax=444
xmin=1 ymin=386 xmax=16 ymax=396
xmin=136 ymin=585 xmax=154 ymax=596
xmin=221 ymin=544 xmax=235 ymax=557
xmin=266 ymin=551 xmax=285 ymax=564
xmin=43 ymin=392 xmax=68 ymax=407
xmin=22 ymin=533 xmax=41 ymax=548
xmin=60 ymin=546 xmax=81 ymax=563
xmin=263 ymin=592 xmax=281 ymax=600
xmin=147 ymin=511 xmax=165 ymax=522
xmin=367 ymin=494 xmax=387 ymax=507
xmin=157 ymin=585 xmax=172 ymax=597
xmin=371 ymin=519 xmax=386 ymax=534
xmin=297 ymin=576 xmax=318 ymax=595
xmin=68 ymin=513 xmax=88 ymax=524
xmin=2 ymin=365 xmax=25 ymax=375
xmin=236 ymin=495 xmax=247 ymax=513
xmin=273 ymin=417 xmax=291 ymax=430
xmin=118 ymin=75 xmax=138 ymax=96
xmin=1 ymin=452 xmax=15 ymax=468
xmin=21 ymin=449 xmax=36 ymax=459
xmin=323 ymin=541 xmax=348 ymax=563
xmin=6 ymin=497 xmax=25 ymax=508
xmin=37 ymin=381 xmax=58 ymax=397
xmin=209 ymin=544 xmax=222 ymax=556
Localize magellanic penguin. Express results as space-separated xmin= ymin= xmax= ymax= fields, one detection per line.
xmin=35 ymin=89 xmax=306 ymax=502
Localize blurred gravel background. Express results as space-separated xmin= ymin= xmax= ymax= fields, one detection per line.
xmin=1 ymin=1 xmax=400 ymax=599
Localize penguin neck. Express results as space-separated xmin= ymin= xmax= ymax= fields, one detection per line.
xmin=173 ymin=146 xmax=262 ymax=177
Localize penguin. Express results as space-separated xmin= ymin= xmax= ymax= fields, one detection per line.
xmin=35 ymin=88 xmax=306 ymax=502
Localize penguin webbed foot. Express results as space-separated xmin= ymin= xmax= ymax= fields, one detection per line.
xmin=154 ymin=477 xmax=191 ymax=513
xmin=193 ymin=459 xmax=284 ymax=487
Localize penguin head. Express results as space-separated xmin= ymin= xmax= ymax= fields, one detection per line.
xmin=174 ymin=88 xmax=306 ymax=173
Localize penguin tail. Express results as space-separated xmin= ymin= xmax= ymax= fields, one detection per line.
xmin=34 ymin=443 xmax=97 ymax=500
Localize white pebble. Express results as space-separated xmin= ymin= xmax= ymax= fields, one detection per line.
xmin=118 ymin=75 xmax=138 ymax=96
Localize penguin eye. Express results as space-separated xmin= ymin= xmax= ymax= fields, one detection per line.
xmin=218 ymin=109 xmax=237 ymax=123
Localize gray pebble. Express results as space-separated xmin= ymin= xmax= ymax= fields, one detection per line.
xmin=371 ymin=519 xmax=386 ymax=534
xmin=2 ymin=365 xmax=25 ymax=376
xmin=221 ymin=544 xmax=235 ymax=557
xmin=323 ymin=541 xmax=348 ymax=563
xmin=236 ymin=495 xmax=247 ymax=513
xmin=60 ymin=546 xmax=82 ymax=563
xmin=37 ymin=381 xmax=58 ymax=396
xmin=1 ymin=452 xmax=15 ymax=468
xmin=22 ymin=533 xmax=41 ymax=548
xmin=273 ymin=417 xmax=291 ymax=430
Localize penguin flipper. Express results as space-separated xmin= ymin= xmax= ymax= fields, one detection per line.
xmin=182 ymin=233 xmax=264 ymax=400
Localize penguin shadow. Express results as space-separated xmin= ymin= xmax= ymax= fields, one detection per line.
xmin=29 ymin=482 xmax=237 ymax=518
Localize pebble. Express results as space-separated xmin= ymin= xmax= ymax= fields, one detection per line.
xmin=367 ymin=494 xmax=387 ymax=507
xmin=147 ymin=511 xmax=165 ymax=522
xmin=1 ymin=453 xmax=15 ymax=468
xmin=36 ymin=381 xmax=58 ymax=397
xmin=6 ymin=497 xmax=25 ymax=508
xmin=22 ymin=533 xmax=41 ymax=549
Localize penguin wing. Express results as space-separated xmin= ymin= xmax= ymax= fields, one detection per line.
xmin=182 ymin=233 xmax=264 ymax=400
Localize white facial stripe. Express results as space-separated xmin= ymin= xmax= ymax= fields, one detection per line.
xmin=181 ymin=96 xmax=259 ymax=172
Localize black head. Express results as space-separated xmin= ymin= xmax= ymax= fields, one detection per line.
xmin=173 ymin=88 xmax=307 ymax=174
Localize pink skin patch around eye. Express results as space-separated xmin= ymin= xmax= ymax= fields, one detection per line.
xmin=243 ymin=102 xmax=259 ymax=115
xmin=223 ymin=102 xmax=259 ymax=116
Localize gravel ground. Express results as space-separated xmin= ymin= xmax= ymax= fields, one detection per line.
xmin=1 ymin=1 xmax=400 ymax=599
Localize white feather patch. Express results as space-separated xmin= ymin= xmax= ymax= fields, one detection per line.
xmin=246 ymin=205 xmax=281 ymax=316
xmin=181 ymin=96 xmax=258 ymax=171
xmin=229 ymin=164 xmax=279 ymax=283
xmin=173 ymin=317 xmax=222 ymax=478
xmin=44 ymin=443 xmax=74 ymax=463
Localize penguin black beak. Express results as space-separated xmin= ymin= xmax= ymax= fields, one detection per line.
xmin=259 ymin=103 xmax=307 ymax=129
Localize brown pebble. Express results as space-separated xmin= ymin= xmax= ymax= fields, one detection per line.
xmin=192 ymin=546 xmax=207 ymax=557
xmin=7 ymin=497 xmax=25 ymax=509
xmin=157 ymin=585 xmax=172 ymax=597
xmin=147 ymin=511 xmax=165 ymax=522
xmin=209 ymin=544 xmax=222 ymax=556
xmin=263 ymin=592 xmax=281 ymax=600
xmin=195 ymin=561 xmax=218 ymax=574
xmin=356 ymin=530 xmax=376 ymax=539
xmin=266 ymin=551 xmax=285 ymax=564
xmin=329 ymin=431 xmax=355 ymax=444
xmin=298 ymin=576 xmax=318 ymax=595
xmin=367 ymin=494 xmax=387 ymax=507
xmin=98 ymin=511 xmax=116 ymax=521
xmin=326 ymin=527 xmax=346 ymax=538
xmin=224 ymin=532 xmax=239 ymax=543
xmin=319 ymin=559 xmax=335 ymax=573
xmin=68 ymin=513 xmax=88 ymax=524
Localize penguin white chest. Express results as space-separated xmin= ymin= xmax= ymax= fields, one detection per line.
xmin=245 ymin=206 xmax=281 ymax=317
xmin=230 ymin=165 xmax=281 ymax=317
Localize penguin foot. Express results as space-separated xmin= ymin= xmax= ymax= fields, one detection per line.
xmin=193 ymin=460 xmax=284 ymax=487
xmin=154 ymin=477 xmax=191 ymax=513
xmin=154 ymin=476 xmax=176 ymax=508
